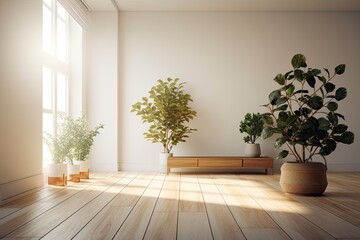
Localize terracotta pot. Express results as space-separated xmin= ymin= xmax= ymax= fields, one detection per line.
xmin=245 ymin=143 xmax=261 ymax=157
xmin=280 ymin=162 xmax=327 ymax=195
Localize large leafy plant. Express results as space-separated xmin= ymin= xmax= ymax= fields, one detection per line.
xmin=262 ymin=54 xmax=354 ymax=165
xmin=239 ymin=113 xmax=264 ymax=144
xmin=131 ymin=78 xmax=197 ymax=153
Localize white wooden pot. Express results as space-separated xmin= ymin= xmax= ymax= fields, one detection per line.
xmin=245 ymin=143 xmax=261 ymax=157
xmin=160 ymin=153 xmax=173 ymax=174
xmin=74 ymin=160 xmax=90 ymax=179
xmin=67 ymin=164 xmax=80 ymax=182
xmin=48 ymin=163 xmax=67 ymax=186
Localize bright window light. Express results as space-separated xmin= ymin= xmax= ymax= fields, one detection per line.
xmin=43 ymin=67 xmax=52 ymax=110
xmin=57 ymin=73 xmax=67 ymax=112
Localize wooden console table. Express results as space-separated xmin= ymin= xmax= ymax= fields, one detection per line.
xmin=167 ymin=156 xmax=273 ymax=174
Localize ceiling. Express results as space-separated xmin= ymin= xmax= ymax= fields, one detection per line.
xmin=81 ymin=0 xmax=360 ymax=12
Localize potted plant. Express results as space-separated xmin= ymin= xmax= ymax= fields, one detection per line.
xmin=44 ymin=117 xmax=72 ymax=186
xmin=68 ymin=115 xmax=104 ymax=179
xmin=239 ymin=113 xmax=264 ymax=157
xmin=262 ymin=53 xmax=355 ymax=194
xmin=131 ymin=78 xmax=197 ymax=173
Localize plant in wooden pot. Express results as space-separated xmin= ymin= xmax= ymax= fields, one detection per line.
xmin=68 ymin=115 xmax=104 ymax=179
xmin=239 ymin=113 xmax=264 ymax=157
xmin=131 ymin=78 xmax=197 ymax=173
xmin=261 ymin=53 xmax=355 ymax=195
xmin=44 ymin=118 xmax=72 ymax=186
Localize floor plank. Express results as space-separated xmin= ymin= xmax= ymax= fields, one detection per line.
xmin=143 ymin=212 xmax=177 ymax=240
xmin=42 ymin=174 xmax=132 ymax=239
xmin=200 ymin=175 xmax=246 ymax=240
xmin=72 ymin=206 xmax=132 ymax=240
xmin=112 ymin=179 xmax=163 ymax=239
xmin=242 ymin=228 xmax=291 ymax=240
xmin=179 ymin=174 xmax=206 ymax=212
xmin=177 ymin=212 xmax=213 ymax=240
xmin=1 ymin=172 xmax=360 ymax=239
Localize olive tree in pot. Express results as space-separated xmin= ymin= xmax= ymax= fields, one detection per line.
xmin=262 ymin=54 xmax=355 ymax=195
xmin=239 ymin=113 xmax=264 ymax=157
xmin=131 ymin=78 xmax=197 ymax=173
xmin=68 ymin=115 xmax=104 ymax=179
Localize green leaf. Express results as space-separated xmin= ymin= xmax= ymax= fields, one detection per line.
xmin=285 ymin=115 xmax=298 ymax=125
xmin=341 ymin=131 xmax=355 ymax=144
xmin=276 ymin=96 xmax=288 ymax=106
xmin=324 ymin=68 xmax=330 ymax=78
xmin=325 ymin=139 xmax=337 ymax=151
xmin=294 ymin=69 xmax=303 ymax=80
xmin=306 ymin=75 xmax=316 ymax=88
xmin=318 ymin=117 xmax=330 ymax=130
xmin=278 ymin=111 xmax=288 ymax=122
xmin=309 ymin=68 xmax=322 ymax=75
xmin=318 ymin=76 xmax=327 ymax=83
xmin=328 ymin=112 xmax=339 ymax=126
xmin=277 ymin=150 xmax=289 ymax=160
xmin=284 ymin=70 xmax=293 ymax=79
xmin=335 ymin=113 xmax=345 ymax=120
xmin=274 ymin=105 xmax=288 ymax=112
xmin=286 ymin=84 xmax=295 ymax=96
xmin=269 ymin=90 xmax=281 ymax=105
xmin=327 ymin=102 xmax=338 ymax=112
xmin=324 ymin=82 xmax=335 ymax=93
xmin=262 ymin=115 xmax=273 ymax=125
xmin=335 ymin=64 xmax=346 ymax=75
xmin=320 ymin=146 xmax=332 ymax=156
xmin=275 ymin=136 xmax=288 ymax=148
xmin=334 ymin=124 xmax=348 ymax=134
xmin=261 ymin=127 xmax=274 ymax=139
xmin=274 ymin=74 xmax=285 ymax=85
xmin=307 ymin=96 xmax=323 ymax=110
xmin=291 ymin=54 xmax=307 ymax=69
xmin=335 ymin=87 xmax=347 ymax=101
xmin=293 ymin=89 xmax=309 ymax=95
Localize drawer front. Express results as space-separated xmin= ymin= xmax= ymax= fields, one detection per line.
xmin=243 ymin=158 xmax=273 ymax=168
xmin=198 ymin=159 xmax=243 ymax=167
xmin=168 ymin=158 xmax=198 ymax=168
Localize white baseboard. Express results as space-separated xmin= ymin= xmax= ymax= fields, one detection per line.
xmin=0 ymin=173 xmax=44 ymax=203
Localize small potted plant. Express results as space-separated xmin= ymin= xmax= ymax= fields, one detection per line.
xmin=44 ymin=117 xmax=72 ymax=186
xmin=131 ymin=78 xmax=197 ymax=173
xmin=68 ymin=115 xmax=104 ymax=179
xmin=239 ymin=113 xmax=265 ymax=157
xmin=261 ymin=53 xmax=354 ymax=194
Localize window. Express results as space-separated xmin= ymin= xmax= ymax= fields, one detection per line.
xmin=42 ymin=0 xmax=83 ymax=167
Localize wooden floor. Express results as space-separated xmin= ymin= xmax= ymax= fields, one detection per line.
xmin=1 ymin=172 xmax=360 ymax=240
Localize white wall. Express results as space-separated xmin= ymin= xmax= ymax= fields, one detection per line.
xmin=118 ymin=12 xmax=360 ymax=172
xmin=86 ymin=12 xmax=118 ymax=171
xmin=0 ymin=0 xmax=43 ymax=202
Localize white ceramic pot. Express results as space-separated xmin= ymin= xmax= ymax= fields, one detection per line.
xmin=73 ymin=160 xmax=90 ymax=179
xmin=67 ymin=164 xmax=80 ymax=182
xmin=48 ymin=163 xmax=67 ymax=186
xmin=160 ymin=153 xmax=173 ymax=174
xmin=245 ymin=143 xmax=261 ymax=157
